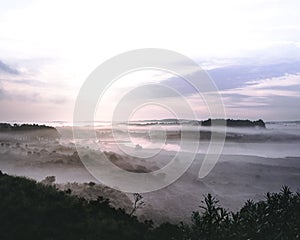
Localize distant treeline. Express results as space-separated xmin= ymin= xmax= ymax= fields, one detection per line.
xmin=0 ymin=123 xmax=60 ymax=140
xmin=0 ymin=171 xmax=298 ymax=240
xmin=0 ymin=123 xmax=56 ymax=131
xmin=128 ymin=119 xmax=266 ymax=128
xmin=202 ymin=119 xmax=266 ymax=128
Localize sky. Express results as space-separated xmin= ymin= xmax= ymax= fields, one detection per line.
xmin=0 ymin=0 xmax=300 ymax=122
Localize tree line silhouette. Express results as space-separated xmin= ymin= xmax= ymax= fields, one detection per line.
xmin=0 ymin=171 xmax=298 ymax=240
xmin=0 ymin=123 xmax=56 ymax=131
xmin=201 ymin=119 xmax=266 ymax=128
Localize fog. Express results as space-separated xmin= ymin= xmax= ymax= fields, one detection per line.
xmin=0 ymin=121 xmax=300 ymax=222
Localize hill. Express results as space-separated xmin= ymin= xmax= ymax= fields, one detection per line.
xmin=0 ymin=171 xmax=299 ymax=240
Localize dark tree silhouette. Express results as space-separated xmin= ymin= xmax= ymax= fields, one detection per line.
xmin=130 ymin=193 xmax=145 ymax=216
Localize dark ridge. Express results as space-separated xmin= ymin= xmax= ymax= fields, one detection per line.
xmin=0 ymin=171 xmax=299 ymax=240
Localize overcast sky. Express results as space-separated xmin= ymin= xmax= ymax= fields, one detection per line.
xmin=0 ymin=0 xmax=300 ymax=122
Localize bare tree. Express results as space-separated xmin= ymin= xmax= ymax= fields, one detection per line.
xmin=130 ymin=193 xmax=144 ymax=216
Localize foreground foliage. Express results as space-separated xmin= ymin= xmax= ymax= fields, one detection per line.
xmin=0 ymin=171 xmax=299 ymax=239
xmin=0 ymin=171 xmax=149 ymax=240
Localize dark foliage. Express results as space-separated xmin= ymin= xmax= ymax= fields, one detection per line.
xmin=182 ymin=187 xmax=300 ymax=240
xmin=202 ymin=119 xmax=266 ymax=128
xmin=0 ymin=171 xmax=149 ymax=240
xmin=0 ymin=123 xmax=55 ymax=131
xmin=0 ymin=123 xmax=60 ymax=140
xmin=0 ymin=171 xmax=298 ymax=240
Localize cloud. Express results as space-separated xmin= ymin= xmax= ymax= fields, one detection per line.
xmin=0 ymin=76 xmax=69 ymax=105
xmin=220 ymin=74 xmax=300 ymax=98
xmin=217 ymin=74 xmax=300 ymax=120
xmin=0 ymin=60 xmax=19 ymax=75
xmin=158 ymin=71 xmax=300 ymax=120
xmin=0 ymin=78 xmax=45 ymax=87
xmin=0 ymin=57 xmax=73 ymax=106
xmin=245 ymin=74 xmax=300 ymax=89
xmin=209 ymin=61 xmax=300 ymax=90
xmin=0 ymin=86 xmax=68 ymax=104
xmin=110 ymin=62 xmax=300 ymax=110
xmin=158 ymin=60 xmax=300 ymax=98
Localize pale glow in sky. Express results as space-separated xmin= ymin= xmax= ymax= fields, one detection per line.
xmin=0 ymin=0 xmax=300 ymax=121
xmin=94 ymin=70 xmax=210 ymax=121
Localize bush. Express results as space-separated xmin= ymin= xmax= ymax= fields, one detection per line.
xmin=0 ymin=171 xmax=299 ymax=240
xmin=0 ymin=171 xmax=149 ymax=240
xmin=182 ymin=186 xmax=300 ymax=240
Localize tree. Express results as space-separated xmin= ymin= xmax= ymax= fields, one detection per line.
xmin=130 ymin=193 xmax=144 ymax=216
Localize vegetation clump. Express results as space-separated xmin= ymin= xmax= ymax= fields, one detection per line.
xmin=0 ymin=123 xmax=56 ymax=131
xmin=0 ymin=123 xmax=60 ymax=140
xmin=201 ymin=119 xmax=266 ymax=128
xmin=0 ymin=171 xmax=298 ymax=240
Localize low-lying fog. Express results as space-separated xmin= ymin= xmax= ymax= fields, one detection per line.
xmin=0 ymin=121 xmax=300 ymax=222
